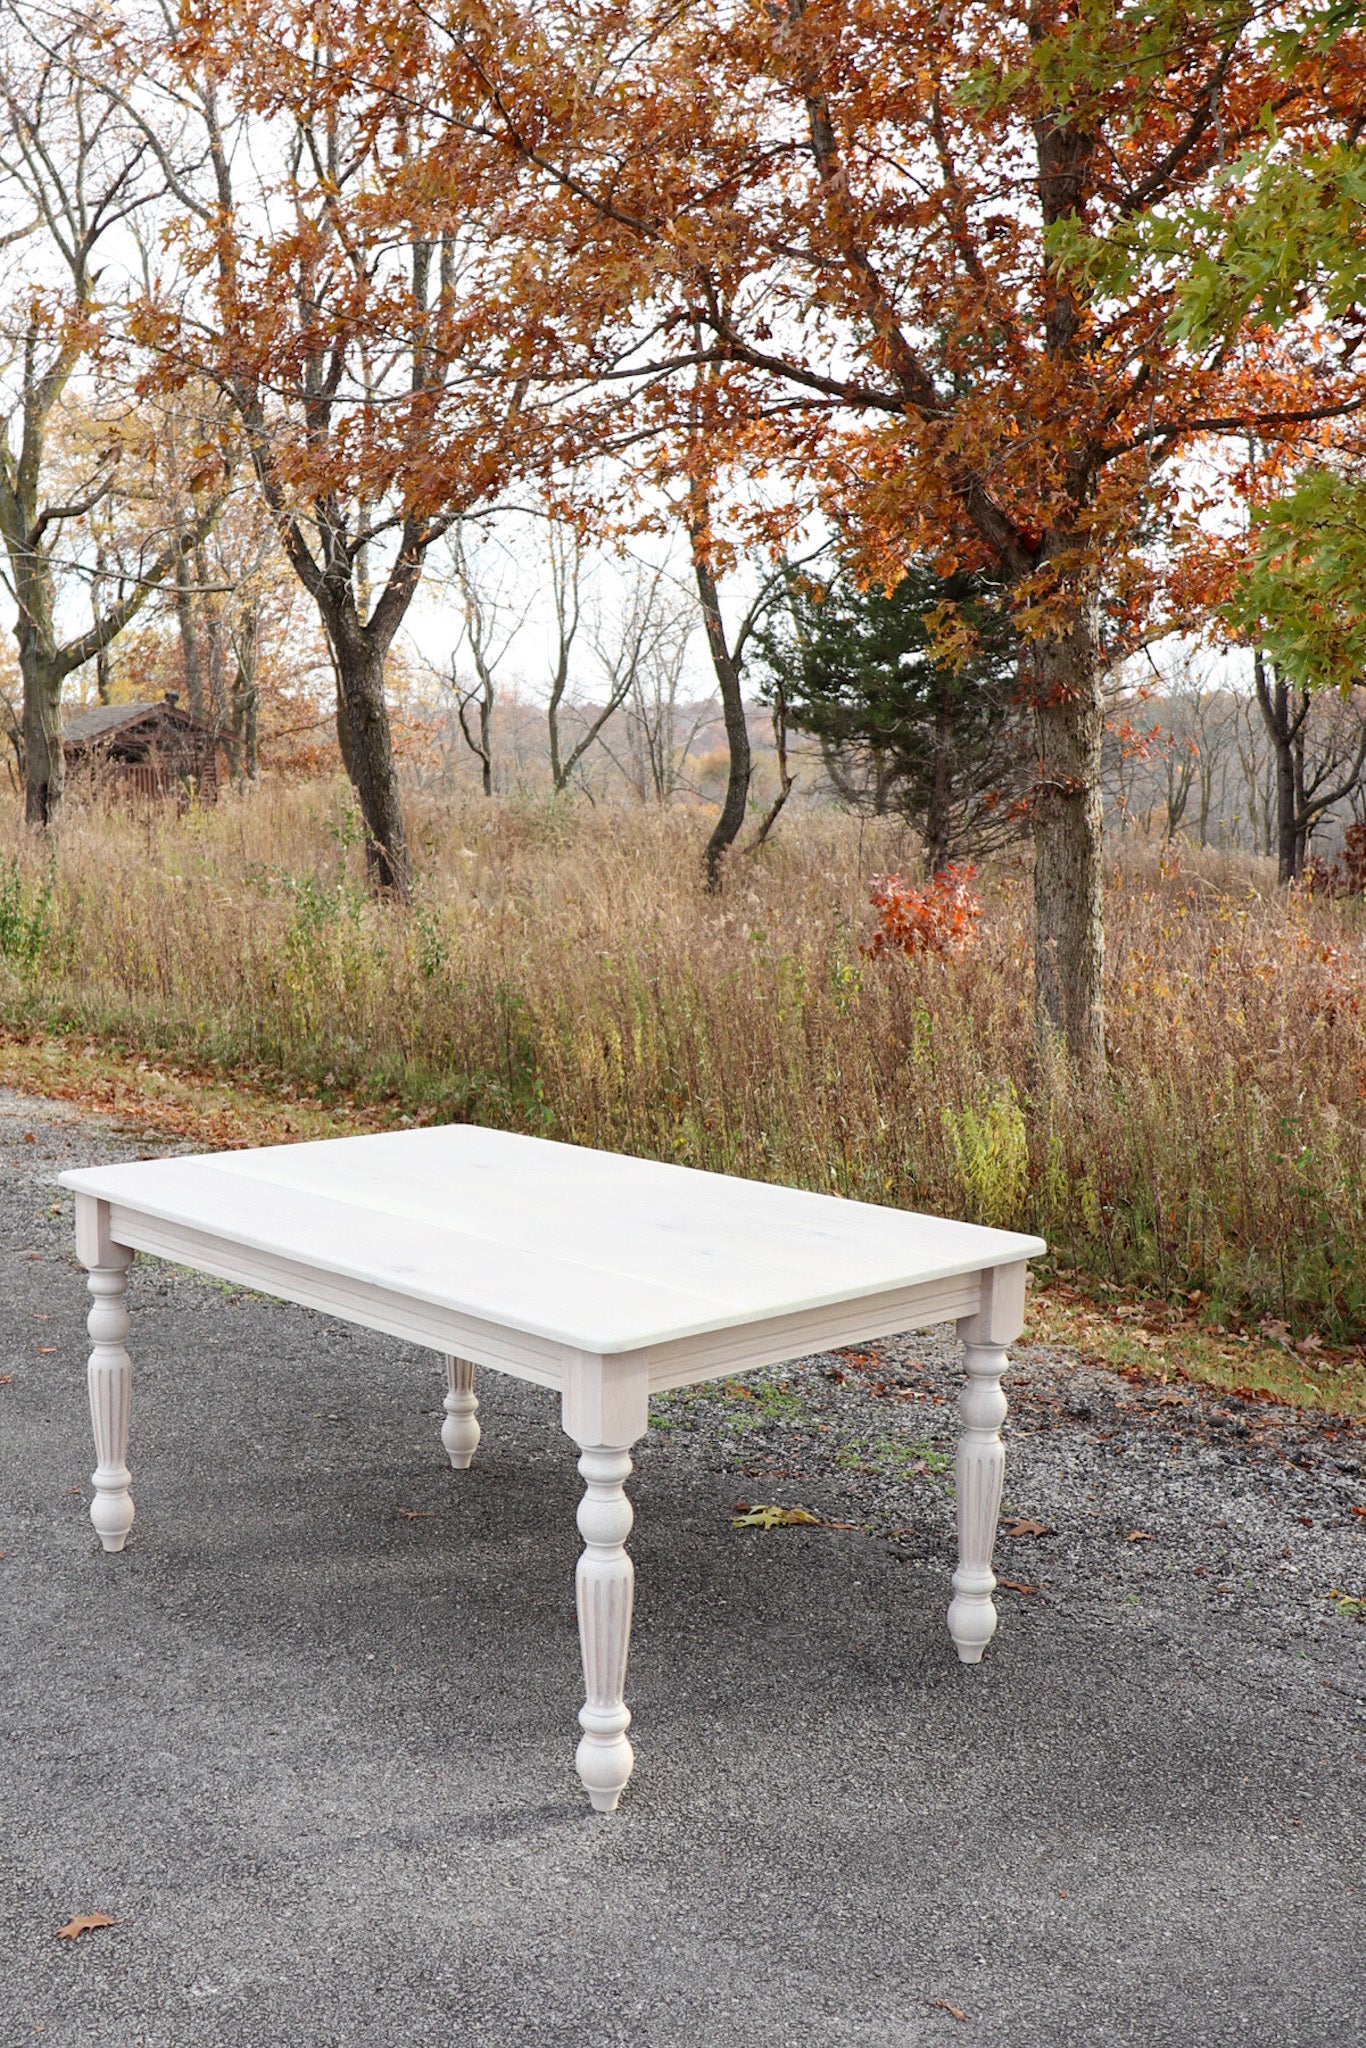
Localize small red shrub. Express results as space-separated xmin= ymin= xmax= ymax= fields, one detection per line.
xmin=863 ymin=865 xmax=983 ymax=958
xmin=1304 ymin=822 xmax=1366 ymax=897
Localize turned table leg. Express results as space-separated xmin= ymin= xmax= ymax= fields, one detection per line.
xmin=573 ymin=1445 xmax=636 ymax=1811
xmin=85 ymin=1245 xmax=136 ymax=1554
xmin=75 ymin=1195 xmax=137 ymax=1553
xmin=562 ymin=1351 xmax=649 ymax=1813
xmin=441 ymin=1355 xmax=481 ymax=1469
xmin=947 ymin=1261 xmax=1027 ymax=1665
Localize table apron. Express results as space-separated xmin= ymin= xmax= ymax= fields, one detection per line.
xmin=644 ymin=1274 xmax=983 ymax=1389
xmin=105 ymin=1205 xmax=992 ymax=1397
xmin=104 ymin=1205 xmax=567 ymax=1390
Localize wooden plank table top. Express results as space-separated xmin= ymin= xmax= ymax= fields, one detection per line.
xmin=60 ymin=1125 xmax=1045 ymax=1810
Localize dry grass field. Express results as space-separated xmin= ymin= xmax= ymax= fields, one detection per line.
xmin=3 ymin=782 xmax=1365 ymax=1404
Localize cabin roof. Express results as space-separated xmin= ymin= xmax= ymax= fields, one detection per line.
xmin=65 ymin=698 xmax=211 ymax=746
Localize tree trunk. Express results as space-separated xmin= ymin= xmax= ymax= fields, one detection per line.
xmin=746 ymin=677 xmax=796 ymax=853
xmin=693 ymin=550 xmax=751 ymax=891
xmin=94 ymin=541 xmax=112 ymax=705
xmin=230 ymin=608 xmax=259 ymax=783
xmin=195 ymin=543 xmax=229 ymax=729
xmin=477 ymin=691 xmax=493 ymax=797
xmin=244 ymin=682 xmax=258 ymax=780
xmin=1030 ymin=597 xmax=1106 ymax=1077
xmin=173 ymin=549 xmax=206 ymax=720
xmin=15 ymin=556 xmax=65 ymax=828
xmin=1292 ymin=737 xmax=1310 ymax=877
xmin=329 ymin=623 xmax=409 ymax=897
xmin=548 ymin=682 xmax=567 ymax=791
xmin=1253 ymin=649 xmax=1302 ymax=883
xmin=456 ymin=677 xmax=494 ymax=795
xmin=21 ymin=647 xmax=64 ymax=828
xmin=1276 ymin=714 xmax=1297 ymax=882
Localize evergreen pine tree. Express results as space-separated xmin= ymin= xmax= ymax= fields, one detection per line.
xmin=759 ymin=562 xmax=1031 ymax=871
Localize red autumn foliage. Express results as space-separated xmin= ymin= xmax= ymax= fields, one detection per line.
xmin=1304 ymin=824 xmax=1366 ymax=899
xmin=863 ymin=866 xmax=983 ymax=960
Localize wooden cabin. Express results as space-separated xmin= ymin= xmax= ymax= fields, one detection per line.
xmin=64 ymin=693 xmax=222 ymax=807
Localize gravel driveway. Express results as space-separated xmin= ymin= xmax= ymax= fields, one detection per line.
xmin=2 ymin=1089 xmax=1363 ymax=2048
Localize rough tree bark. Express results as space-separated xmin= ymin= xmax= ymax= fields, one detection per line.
xmin=319 ymin=595 xmax=410 ymax=894
xmin=1028 ymin=588 xmax=1106 ymax=1079
xmin=19 ymin=646 xmax=66 ymax=830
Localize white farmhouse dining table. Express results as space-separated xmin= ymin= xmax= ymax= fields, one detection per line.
xmin=61 ymin=1125 xmax=1045 ymax=1811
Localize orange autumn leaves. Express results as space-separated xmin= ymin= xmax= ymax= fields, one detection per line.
xmin=863 ymin=868 xmax=984 ymax=960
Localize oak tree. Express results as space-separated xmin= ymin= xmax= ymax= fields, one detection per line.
xmin=127 ymin=0 xmax=535 ymax=892
xmin=406 ymin=0 xmax=1365 ymax=1066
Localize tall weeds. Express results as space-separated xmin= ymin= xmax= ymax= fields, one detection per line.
xmin=3 ymin=784 xmax=1364 ymax=1337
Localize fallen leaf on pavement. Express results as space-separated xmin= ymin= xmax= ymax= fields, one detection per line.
xmin=928 ymin=1999 xmax=967 ymax=2022
xmin=734 ymin=1504 xmax=822 ymax=1528
xmin=37 ymin=1347 xmax=56 ymax=1355
xmin=997 ymin=1577 xmax=1038 ymax=1595
xmin=55 ymin=1914 xmax=114 ymax=1942
xmin=0 ymin=1374 xmax=14 ymax=1387
xmin=1002 ymin=1517 xmax=1053 ymax=1539
xmin=395 ymin=1509 xmax=434 ymax=1522
xmin=1126 ymin=1530 xmax=1156 ymax=1543
xmin=731 ymin=1503 xmax=856 ymax=1530
xmin=1352 ymin=1506 xmax=1366 ymax=1520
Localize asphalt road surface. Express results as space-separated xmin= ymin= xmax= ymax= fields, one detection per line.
xmin=2 ymin=1089 xmax=1363 ymax=2048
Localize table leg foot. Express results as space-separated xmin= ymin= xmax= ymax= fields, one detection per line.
xmin=86 ymin=1251 xmax=135 ymax=1554
xmin=441 ymin=1356 xmax=480 ymax=1470
xmin=947 ymin=1336 xmax=1009 ymax=1664
xmin=573 ymin=1445 xmax=635 ymax=1812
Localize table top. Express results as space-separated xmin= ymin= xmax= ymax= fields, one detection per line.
xmin=61 ymin=1126 xmax=1044 ymax=1355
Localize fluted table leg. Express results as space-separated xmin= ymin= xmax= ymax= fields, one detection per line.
xmin=948 ymin=1337 xmax=1008 ymax=1661
xmin=573 ymin=1445 xmax=636 ymax=1810
xmin=441 ymin=1355 xmax=480 ymax=1469
xmin=562 ymin=1351 xmax=649 ymax=1813
xmin=947 ymin=1261 xmax=1027 ymax=1665
xmin=86 ymin=1247 xmax=136 ymax=1554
